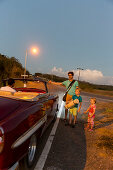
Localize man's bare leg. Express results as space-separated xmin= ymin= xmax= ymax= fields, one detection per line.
xmin=69 ymin=114 xmax=72 ymax=124
xmin=65 ymin=108 xmax=68 ymax=120
xmin=64 ymin=109 xmax=69 ymax=125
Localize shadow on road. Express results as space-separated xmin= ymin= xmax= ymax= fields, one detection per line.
xmin=44 ymin=119 xmax=87 ymax=170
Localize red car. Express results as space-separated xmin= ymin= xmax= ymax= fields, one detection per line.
xmin=0 ymin=78 xmax=58 ymax=170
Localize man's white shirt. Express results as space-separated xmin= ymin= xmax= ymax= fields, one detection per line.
xmin=0 ymin=86 xmax=16 ymax=93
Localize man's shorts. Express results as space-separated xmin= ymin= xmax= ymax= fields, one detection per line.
xmin=69 ymin=107 xmax=78 ymax=116
xmin=66 ymin=94 xmax=72 ymax=102
xmin=65 ymin=94 xmax=72 ymax=110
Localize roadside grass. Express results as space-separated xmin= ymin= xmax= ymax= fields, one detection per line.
xmin=95 ymin=102 xmax=113 ymax=153
xmin=83 ymin=88 xmax=113 ymax=97
xmin=97 ymin=129 xmax=113 ymax=151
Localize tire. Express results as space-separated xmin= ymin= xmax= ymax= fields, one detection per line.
xmin=52 ymin=104 xmax=58 ymax=123
xmin=56 ymin=104 xmax=59 ymax=112
xmin=19 ymin=134 xmax=37 ymax=170
xmin=52 ymin=112 xmax=57 ymax=123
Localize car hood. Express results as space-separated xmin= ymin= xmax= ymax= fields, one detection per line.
xmin=0 ymin=97 xmax=21 ymax=121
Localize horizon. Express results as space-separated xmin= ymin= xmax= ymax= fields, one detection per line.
xmin=0 ymin=0 xmax=113 ymax=85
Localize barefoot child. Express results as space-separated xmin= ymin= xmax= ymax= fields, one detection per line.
xmin=65 ymin=88 xmax=82 ymax=128
xmin=84 ymin=98 xmax=96 ymax=131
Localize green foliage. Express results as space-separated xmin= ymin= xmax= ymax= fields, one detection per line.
xmin=35 ymin=73 xmax=67 ymax=82
xmin=79 ymin=81 xmax=113 ymax=91
xmin=105 ymin=108 xmax=113 ymax=113
xmin=0 ymin=53 xmax=29 ymax=84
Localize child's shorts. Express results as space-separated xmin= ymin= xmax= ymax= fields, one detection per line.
xmin=69 ymin=107 xmax=78 ymax=116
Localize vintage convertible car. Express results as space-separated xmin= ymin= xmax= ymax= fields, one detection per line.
xmin=0 ymin=78 xmax=58 ymax=170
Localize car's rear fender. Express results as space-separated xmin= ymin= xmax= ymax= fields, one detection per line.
xmin=0 ymin=103 xmax=47 ymax=169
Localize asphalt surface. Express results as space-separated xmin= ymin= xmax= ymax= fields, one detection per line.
xmin=33 ymin=92 xmax=113 ymax=170
xmin=43 ymin=119 xmax=86 ymax=170
xmin=42 ymin=93 xmax=91 ymax=170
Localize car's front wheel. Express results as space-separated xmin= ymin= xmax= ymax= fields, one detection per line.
xmin=19 ymin=134 xmax=37 ymax=169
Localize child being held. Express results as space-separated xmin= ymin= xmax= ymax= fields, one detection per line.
xmin=84 ymin=98 xmax=96 ymax=131
xmin=65 ymin=88 xmax=82 ymax=128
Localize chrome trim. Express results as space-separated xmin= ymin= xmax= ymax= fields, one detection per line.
xmin=28 ymin=135 xmax=37 ymax=163
xmin=12 ymin=115 xmax=47 ymax=149
xmin=8 ymin=162 xmax=19 ymax=170
xmin=0 ymin=127 xmax=4 ymax=135
xmin=38 ymin=93 xmax=49 ymax=99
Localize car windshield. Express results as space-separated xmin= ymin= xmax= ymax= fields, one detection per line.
xmin=16 ymin=80 xmax=46 ymax=92
xmin=15 ymin=80 xmax=46 ymax=90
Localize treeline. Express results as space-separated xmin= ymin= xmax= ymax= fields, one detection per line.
xmin=0 ymin=53 xmax=29 ymax=81
xmin=0 ymin=53 xmax=113 ymax=92
xmin=79 ymin=81 xmax=113 ymax=91
xmin=35 ymin=72 xmax=67 ymax=82
xmin=35 ymin=72 xmax=113 ymax=91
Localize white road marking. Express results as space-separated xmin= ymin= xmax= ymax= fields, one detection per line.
xmin=34 ymin=101 xmax=65 ymax=170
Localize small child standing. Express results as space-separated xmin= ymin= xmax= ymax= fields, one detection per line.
xmin=84 ymin=98 xmax=96 ymax=131
xmin=65 ymin=88 xmax=82 ymax=128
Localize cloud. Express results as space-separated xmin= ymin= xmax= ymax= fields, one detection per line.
xmin=51 ymin=67 xmax=67 ymax=77
xmin=51 ymin=67 xmax=113 ymax=85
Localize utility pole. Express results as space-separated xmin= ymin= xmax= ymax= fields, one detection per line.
xmin=77 ymin=68 xmax=84 ymax=82
xmin=24 ymin=50 xmax=27 ymax=79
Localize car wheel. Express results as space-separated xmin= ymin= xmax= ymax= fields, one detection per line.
xmin=56 ymin=104 xmax=59 ymax=112
xmin=19 ymin=134 xmax=37 ymax=170
xmin=52 ymin=112 xmax=57 ymax=123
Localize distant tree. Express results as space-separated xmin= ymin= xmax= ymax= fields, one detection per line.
xmin=0 ymin=53 xmax=30 ymax=82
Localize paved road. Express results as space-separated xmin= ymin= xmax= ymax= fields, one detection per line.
xmin=33 ymin=92 xmax=113 ymax=170
xmin=43 ymin=120 xmax=86 ymax=170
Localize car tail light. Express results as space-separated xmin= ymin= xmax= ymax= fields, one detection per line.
xmin=0 ymin=127 xmax=4 ymax=153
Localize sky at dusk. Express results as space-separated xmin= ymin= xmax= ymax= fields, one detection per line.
xmin=0 ymin=0 xmax=113 ymax=85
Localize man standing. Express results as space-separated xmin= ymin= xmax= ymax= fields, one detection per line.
xmin=49 ymin=71 xmax=78 ymax=122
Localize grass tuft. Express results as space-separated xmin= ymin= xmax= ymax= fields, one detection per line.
xmin=97 ymin=135 xmax=113 ymax=150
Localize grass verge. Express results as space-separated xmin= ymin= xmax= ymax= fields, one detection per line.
xmin=95 ymin=102 xmax=113 ymax=153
